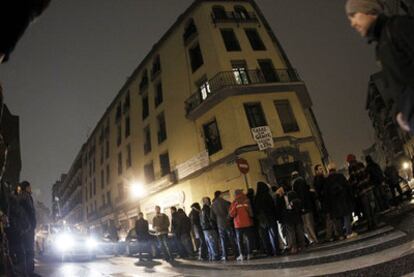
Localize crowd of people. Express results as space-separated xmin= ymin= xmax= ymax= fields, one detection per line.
xmin=132 ymin=155 xmax=412 ymax=262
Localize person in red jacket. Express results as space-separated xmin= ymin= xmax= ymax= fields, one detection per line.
xmin=229 ymin=189 xmax=254 ymax=261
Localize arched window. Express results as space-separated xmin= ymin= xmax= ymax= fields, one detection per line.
xmin=212 ymin=5 xmax=227 ymax=20
xmin=183 ymin=18 xmax=198 ymax=43
xmin=234 ymin=5 xmax=249 ymax=19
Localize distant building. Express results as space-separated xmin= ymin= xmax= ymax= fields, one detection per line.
xmin=56 ymin=0 xmax=329 ymax=232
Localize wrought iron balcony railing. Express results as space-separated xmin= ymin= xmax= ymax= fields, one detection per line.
xmin=185 ymin=68 xmax=300 ymax=116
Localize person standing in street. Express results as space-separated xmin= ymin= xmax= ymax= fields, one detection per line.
xmin=200 ymin=197 xmax=220 ymax=261
xmin=291 ymin=172 xmax=318 ymax=244
xmin=18 ymin=181 xmax=36 ymax=276
xmin=170 ymin=206 xmax=186 ymax=258
xmin=384 ymin=161 xmax=405 ymax=206
xmin=135 ymin=212 xmax=153 ymax=261
xmin=176 ymin=209 xmax=194 ymax=258
xmin=325 ymin=163 xmax=357 ymax=240
xmin=254 ymin=182 xmax=281 ymax=257
xmin=365 ymin=155 xmax=388 ymax=211
xmin=229 ymin=189 xmax=254 ymax=261
xmin=347 ymin=154 xmax=378 ymax=230
xmin=346 ymin=0 xmax=414 ymax=133
xmin=211 ymin=191 xmax=237 ymax=261
xmin=189 ymin=203 xmax=208 ymax=260
xmin=152 ymin=206 xmax=173 ymax=261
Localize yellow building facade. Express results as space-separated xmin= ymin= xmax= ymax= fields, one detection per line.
xmin=77 ymin=0 xmax=329 ymax=231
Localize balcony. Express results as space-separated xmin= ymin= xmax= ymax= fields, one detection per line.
xmin=185 ymin=68 xmax=301 ymax=119
xmin=211 ymin=11 xmax=259 ymax=24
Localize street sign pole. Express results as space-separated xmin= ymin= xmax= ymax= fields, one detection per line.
xmin=243 ymin=173 xmax=249 ymax=191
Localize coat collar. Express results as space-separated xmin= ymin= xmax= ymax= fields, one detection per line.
xmin=367 ymin=14 xmax=388 ymax=44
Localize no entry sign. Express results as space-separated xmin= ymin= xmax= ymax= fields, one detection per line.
xmin=236 ymin=158 xmax=250 ymax=174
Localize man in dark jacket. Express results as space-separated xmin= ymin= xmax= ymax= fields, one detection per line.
xmin=325 ymin=163 xmax=356 ymax=240
xmin=135 ymin=212 xmax=153 ymax=261
xmin=176 ymin=209 xmax=193 ymax=258
xmin=384 ymin=161 xmax=404 ymax=206
xmin=291 ymin=172 xmax=318 ymax=244
xmin=211 ymin=191 xmax=237 ymax=260
xmin=189 ymin=203 xmax=207 ymax=260
xmin=18 ymin=181 xmax=36 ymax=276
xmin=348 ymin=154 xmax=377 ymax=230
xmin=200 ymin=197 xmax=219 ymax=261
xmin=365 ymin=155 xmax=388 ymax=211
xmin=346 ymin=0 xmax=414 ymax=133
xmin=1 ymin=0 xmax=51 ymax=63
xmin=170 ymin=206 xmax=186 ymax=258
xmin=254 ymin=182 xmax=280 ymax=256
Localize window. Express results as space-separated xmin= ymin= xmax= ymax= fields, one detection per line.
xmin=107 ymin=191 xmax=112 ymax=206
xmin=144 ymin=126 xmax=151 ymax=154
xmin=157 ymin=113 xmax=167 ymax=144
xmin=125 ymin=116 xmax=130 ymax=138
xmin=232 ymin=61 xmax=249 ymax=84
xmin=220 ymin=29 xmax=241 ymax=51
xmin=160 ymin=152 xmax=171 ymax=177
xmin=105 ymin=140 xmax=109 ymax=159
xmin=118 ymin=152 xmax=123 ymax=175
xmin=106 ymin=164 xmax=110 ymax=185
xmin=100 ymin=144 xmax=104 ymax=165
xmin=183 ymin=19 xmax=197 ymax=43
xmin=139 ymin=70 xmax=149 ymax=91
xmin=274 ymin=100 xmax=300 ymax=133
xmin=115 ymin=103 xmax=122 ymax=122
xmin=189 ymin=43 xmax=204 ymax=72
xmin=89 ymin=183 xmax=92 ymax=198
xmin=258 ymin=59 xmax=279 ymax=82
xmin=245 ymin=29 xmax=266 ymax=51
xmin=142 ymin=96 xmax=149 ymax=120
xmin=234 ymin=5 xmax=249 ymax=19
xmin=118 ymin=182 xmax=124 ymax=200
xmin=155 ymin=82 xmax=163 ymax=107
xmin=101 ymin=170 xmax=104 ymax=189
xmin=244 ymin=102 xmax=267 ymax=128
xmin=198 ymin=79 xmax=211 ymax=100
xmin=144 ymin=162 xmax=155 ymax=183
xmin=203 ymin=119 xmax=222 ymax=155
xmin=126 ymin=144 xmax=132 ymax=168
xmin=151 ymin=55 xmax=161 ymax=78
xmin=212 ymin=5 xmax=227 ymax=19
xmin=124 ymin=92 xmax=130 ymax=113
xmin=117 ymin=124 xmax=122 ymax=146
xmin=93 ymin=178 xmax=96 ymax=196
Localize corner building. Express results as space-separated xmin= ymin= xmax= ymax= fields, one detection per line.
xmin=80 ymin=0 xmax=328 ymax=231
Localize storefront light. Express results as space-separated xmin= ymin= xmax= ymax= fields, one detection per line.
xmin=130 ymin=182 xmax=146 ymax=199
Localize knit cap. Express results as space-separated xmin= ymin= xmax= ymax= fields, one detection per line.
xmin=346 ymin=0 xmax=384 ymax=15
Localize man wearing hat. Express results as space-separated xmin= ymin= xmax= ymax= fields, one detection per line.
xmin=346 ymin=0 xmax=414 ymax=133
xmin=18 ymin=181 xmax=36 ymax=276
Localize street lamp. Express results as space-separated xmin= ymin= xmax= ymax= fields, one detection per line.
xmin=130 ymin=181 xmax=147 ymax=199
xmin=402 ymin=162 xmax=410 ymax=170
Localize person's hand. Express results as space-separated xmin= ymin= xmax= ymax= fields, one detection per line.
xmin=396 ymin=113 xmax=411 ymax=132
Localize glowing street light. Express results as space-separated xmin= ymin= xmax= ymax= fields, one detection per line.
xmin=130 ymin=182 xmax=146 ymax=199
xmin=402 ymin=162 xmax=410 ymax=170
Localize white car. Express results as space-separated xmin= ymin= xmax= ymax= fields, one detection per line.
xmin=35 ymin=224 xmax=98 ymax=261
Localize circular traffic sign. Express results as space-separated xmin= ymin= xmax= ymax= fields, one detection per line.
xmin=236 ymin=158 xmax=250 ymax=174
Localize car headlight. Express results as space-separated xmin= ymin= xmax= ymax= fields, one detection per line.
xmin=86 ymin=238 xmax=98 ymax=249
xmin=55 ymin=234 xmax=74 ymax=252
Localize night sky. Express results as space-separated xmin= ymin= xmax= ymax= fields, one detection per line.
xmin=0 ymin=0 xmax=378 ymax=207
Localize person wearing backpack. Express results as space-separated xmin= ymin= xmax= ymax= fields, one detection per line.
xmin=346 ymin=0 xmax=414 ymax=133
xmin=325 ymin=163 xmax=356 ymax=240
